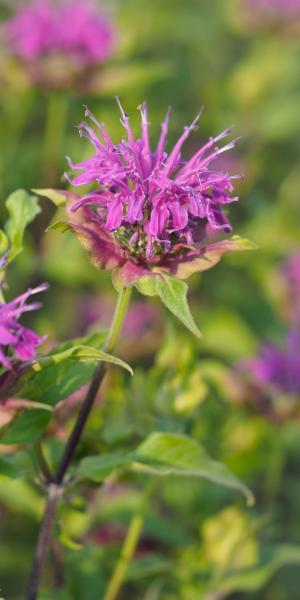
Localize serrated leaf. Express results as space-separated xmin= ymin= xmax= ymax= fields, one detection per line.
xmin=5 ymin=189 xmax=41 ymax=262
xmin=32 ymin=344 xmax=133 ymax=375
xmin=131 ymin=433 xmax=254 ymax=506
xmin=31 ymin=188 xmax=67 ymax=206
xmin=134 ymin=274 xmax=202 ymax=338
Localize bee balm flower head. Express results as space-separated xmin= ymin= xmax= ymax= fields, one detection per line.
xmin=64 ymin=101 xmax=254 ymax=287
xmin=5 ymin=0 xmax=115 ymax=88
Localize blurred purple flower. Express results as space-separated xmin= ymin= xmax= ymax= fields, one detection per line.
xmin=282 ymin=251 xmax=300 ymax=296
xmin=243 ymin=329 xmax=300 ymax=396
xmin=77 ymin=295 xmax=160 ymax=338
xmin=65 ymin=101 xmax=251 ymax=286
xmin=5 ymin=0 xmax=115 ymax=66
xmin=0 ymin=283 xmax=48 ymax=370
xmin=249 ymin=0 xmax=300 ymax=18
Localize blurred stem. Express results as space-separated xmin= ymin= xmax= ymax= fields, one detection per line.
xmin=103 ymin=479 xmax=155 ymax=600
xmin=35 ymin=441 xmax=53 ymax=484
xmin=26 ymin=484 xmax=61 ymax=600
xmin=41 ymin=92 xmax=69 ymax=185
xmin=26 ymin=286 xmax=132 ymax=600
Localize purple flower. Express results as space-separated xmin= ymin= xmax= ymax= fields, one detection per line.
xmin=0 ymin=283 xmax=48 ymax=371
xmin=243 ymin=329 xmax=300 ymax=396
xmin=282 ymin=251 xmax=300 ymax=294
xmin=64 ymin=101 xmax=252 ymax=286
xmin=4 ymin=0 xmax=115 ymax=86
xmin=249 ymin=0 xmax=300 ymax=18
xmin=77 ymin=294 xmax=160 ymax=337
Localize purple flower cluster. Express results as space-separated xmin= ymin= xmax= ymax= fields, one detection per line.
xmin=0 ymin=284 xmax=48 ymax=370
xmin=249 ymin=0 xmax=300 ymax=18
xmin=5 ymin=0 xmax=114 ymax=66
xmin=246 ymin=329 xmax=300 ymax=396
xmin=65 ymin=102 xmax=247 ymax=285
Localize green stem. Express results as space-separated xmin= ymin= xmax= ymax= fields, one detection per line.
xmin=41 ymin=92 xmax=69 ymax=185
xmin=104 ymin=287 xmax=132 ymax=353
xmin=55 ymin=286 xmax=132 ymax=485
xmin=103 ymin=480 xmax=155 ymax=600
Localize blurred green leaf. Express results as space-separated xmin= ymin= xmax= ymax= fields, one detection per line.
xmin=0 ymin=456 xmax=26 ymax=479
xmin=0 ymin=229 xmax=9 ymax=254
xmin=0 ymin=409 xmax=51 ymax=445
xmin=78 ymin=453 xmax=129 ymax=482
xmin=216 ymin=545 xmax=300 ymax=594
xmin=134 ymin=274 xmax=202 ymax=338
xmin=78 ymin=433 xmax=254 ymax=505
xmin=131 ymin=433 xmax=254 ymax=506
xmin=31 ymin=188 xmax=68 ymax=206
xmin=126 ymin=553 xmax=171 ymax=581
xmin=46 ymin=221 xmax=72 ymax=234
xmin=4 ymin=189 xmax=40 ymax=262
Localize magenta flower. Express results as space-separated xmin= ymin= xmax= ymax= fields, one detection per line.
xmin=282 ymin=252 xmax=300 ymax=295
xmin=77 ymin=294 xmax=160 ymax=338
xmin=280 ymin=251 xmax=300 ymax=323
xmin=0 ymin=284 xmax=48 ymax=370
xmin=242 ymin=329 xmax=300 ymax=396
xmin=64 ymin=101 xmax=253 ymax=287
xmin=249 ymin=0 xmax=300 ymax=18
xmin=4 ymin=0 xmax=115 ymax=87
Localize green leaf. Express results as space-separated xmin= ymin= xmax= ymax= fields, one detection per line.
xmin=18 ymin=360 xmax=94 ymax=407
xmin=0 ymin=456 xmax=26 ymax=479
xmin=31 ymin=188 xmax=68 ymax=206
xmin=15 ymin=333 xmax=132 ymax=410
xmin=1 ymin=335 xmax=132 ymax=444
xmin=134 ymin=274 xmax=202 ymax=338
xmin=78 ymin=453 xmax=129 ymax=483
xmin=131 ymin=433 xmax=254 ymax=506
xmin=78 ymin=433 xmax=254 ymax=505
xmin=0 ymin=229 xmax=9 ymax=255
xmin=217 ymin=545 xmax=300 ymax=594
xmin=5 ymin=189 xmax=41 ymax=262
xmin=0 ymin=409 xmax=51 ymax=445
xmin=32 ymin=344 xmax=133 ymax=375
xmin=46 ymin=221 xmax=72 ymax=234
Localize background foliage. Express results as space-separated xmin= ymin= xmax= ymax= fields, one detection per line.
xmin=1 ymin=0 xmax=300 ymax=598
